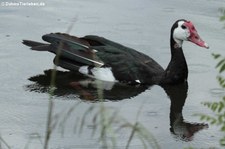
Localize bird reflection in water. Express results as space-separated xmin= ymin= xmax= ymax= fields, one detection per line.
xmin=162 ymin=83 xmax=208 ymax=141
xmin=25 ymin=69 xmax=208 ymax=141
xmin=26 ymin=69 xmax=148 ymax=101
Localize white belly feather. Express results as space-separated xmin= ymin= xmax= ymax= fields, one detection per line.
xmin=79 ymin=66 xmax=117 ymax=82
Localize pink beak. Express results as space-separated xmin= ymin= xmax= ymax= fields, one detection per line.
xmin=184 ymin=21 xmax=209 ymax=49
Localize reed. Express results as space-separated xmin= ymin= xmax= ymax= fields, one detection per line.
xmin=0 ymin=135 xmax=11 ymax=149
xmin=43 ymin=17 xmax=78 ymax=149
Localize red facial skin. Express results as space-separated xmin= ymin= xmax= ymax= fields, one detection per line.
xmin=184 ymin=21 xmax=209 ymax=49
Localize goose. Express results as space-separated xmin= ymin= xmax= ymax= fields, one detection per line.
xmin=22 ymin=19 xmax=209 ymax=85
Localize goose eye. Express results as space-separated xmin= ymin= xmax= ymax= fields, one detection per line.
xmin=181 ymin=25 xmax=187 ymax=29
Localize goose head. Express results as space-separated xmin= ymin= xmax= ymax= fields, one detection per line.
xmin=171 ymin=19 xmax=209 ymax=49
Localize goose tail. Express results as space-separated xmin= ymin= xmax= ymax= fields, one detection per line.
xmin=22 ymin=40 xmax=50 ymax=51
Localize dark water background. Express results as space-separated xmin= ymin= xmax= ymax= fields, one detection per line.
xmin=0 ymin=0 xmax=225 ymax=148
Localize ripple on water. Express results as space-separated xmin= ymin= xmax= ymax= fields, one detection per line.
xmin=81 ymin=16 xmax=101 ymax=24
xmin=114 ymin=23 xmax=141 ymax=32
xmin=162 ymin=7 xmax=175 ymax=13
xmin=210 ymin=88 xmax=225 ymax=97
xmin=189 ymin=64 xmax=211 ymax=73
xmin=0 ymin=53 xmax=11 ymax=59
xmin=146 ymin=111 xmax=158 ymax=117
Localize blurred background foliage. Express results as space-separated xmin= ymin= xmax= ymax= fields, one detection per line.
xmin=196 ymin=8 xmax=225 ymax=147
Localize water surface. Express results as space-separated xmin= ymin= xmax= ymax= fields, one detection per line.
xmin=0 ymin=0 xmax=225 ymax=148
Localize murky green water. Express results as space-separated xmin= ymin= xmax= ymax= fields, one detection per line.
xmin=0 ymin=0 xmax=225 ymax=148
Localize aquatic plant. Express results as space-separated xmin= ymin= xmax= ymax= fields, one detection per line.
xmin=0 ymin=134 xmax=11 ymax=149
xmin=195 ymin=53 xmax=225 ymax=146
xmin=54 ymin=97 xmax=160 ymax=149
xmin=219 ymin=8 xmax=225 ymax=28
xmin=43 ymin=17 xmax=77 ymax=149
xmin=194 ymin=9 xmax=225 ymax=147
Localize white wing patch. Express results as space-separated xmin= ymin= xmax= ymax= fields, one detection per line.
xmin=79 ymin=66 xmax=89 ymax=74
xmin=79 ymin=66 xmax=117 ymax=82
xmin=135 ymin=80 xmax=141 ymax=83
xmin=78 ymin=80 xmax=116 ymax=90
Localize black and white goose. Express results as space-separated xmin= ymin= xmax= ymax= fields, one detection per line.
xmin=23 ymin=19 xmax=209 ymax=85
